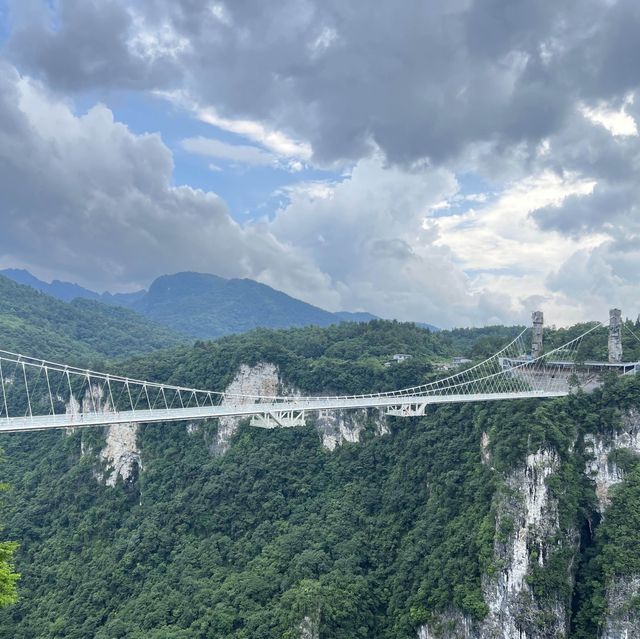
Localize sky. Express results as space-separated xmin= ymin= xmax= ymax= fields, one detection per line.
xmin=0 ymin=0 xmax=639 ymax=328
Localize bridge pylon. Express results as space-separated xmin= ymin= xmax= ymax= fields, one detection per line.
xmin=608 ymin=308 xmax=623 ymax=363
xmin=531 ymin=311 xmax=544 ymax=358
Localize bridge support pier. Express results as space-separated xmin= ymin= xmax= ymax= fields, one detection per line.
xmin=386 ymin=403 xmax=428 ymax=417
xmin=250 ymin=410 xmax=306 ymax=429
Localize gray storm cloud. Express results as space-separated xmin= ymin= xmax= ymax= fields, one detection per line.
xmin=8 ymin=0 xmax=638 ymax=166
xmin=0 ymin=63 xmax=333 ymax=302
xmin=0 ymin=62 xmax=507 ymax=326
xmin=2 ymin=0 xmax=640 ymax=325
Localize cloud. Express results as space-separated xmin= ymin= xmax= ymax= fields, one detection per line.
xmin=0 ymin=0 xmax=604 ymax=165
xmin=581 ymin=97 xmax=638 ymax=137
xmin=181 ymin=134 xmax=306 ymax=172
xmin=2 ymin=57 xmax=634 ymax=328
xmin=2 ymin=62 xmax=513 ymax=327
xmin=7 ymin=0 xmax=183 ymax=91
xmin=9 ymin=1 xmax=640 ymax=172
xmin=523 ymin=106 xmax=640 ymax=321
xmin=7 ymin=0 xmax=640 ymax=171
xmin=545 ymin=241 xmax=640 ymax=323
xmin=0 ymin=63 xmax=330 ymax=298
xmin=435 ymin=171 xmax=599 ymax=274
xmin=4 ymin=0 xmax=640 ymax=327
xmin=182 ymin=136 xmax=276 ymax=167
xmin=430 ymin=170 xmax=612 ymax=324
xmin=265 ymin=157 xmax=520 ymax=326
xmin=194 ymin=103 xmax=313 ymax=161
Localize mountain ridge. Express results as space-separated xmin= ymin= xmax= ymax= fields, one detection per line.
xmin=131 ymin=271 xmax=382 ymax=338
xmin=0 ymin=274 xmax=186 ymax=361
xmin=0 ymin=269 xmax=401 ymax=338
xmin=0 ymin=268 xmax=145 ymax=306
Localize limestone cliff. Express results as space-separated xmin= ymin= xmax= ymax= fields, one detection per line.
xmin=417 ymin=611 xmax=475 ymax=639
xmin=65 ymin=360 xmax=390 ymax=483
xmin=480 ymin=449 xmax=567 ymax=639
xmin=211 ymin=362 xmax=282 ymax=454
xmin=298 ymin=612 xmax=320 ymax=639
xmin=584 ymin=409 xmax=640 ymax=511
xmin=66 ymin=387 xmax=141 ymax=486
xmin=418 ymin=408 xmax=640 ymax=639
xmin=418 ymin=448 xmax=568 ymax=639
xmin=584 ymin=409 xmax=640 ymax=638
xmin=599 ymin=576 xmax=640 ymax=639
xmin=96 ymin=423 xmax=141 ymax=487
xmin=208 ymin=362 xmax=389 ymax=453
xmin=314 ymin=407 xmax=389 ymax=450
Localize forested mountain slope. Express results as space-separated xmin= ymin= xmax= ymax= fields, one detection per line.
xmin=0 ymin=269 xmax=145 ymax=306
xmin=0 ymin=317 xmax=640 ymax=637
xmin=0 ymin=269 xmax=381 ymax=339
xmin=128 ymin=272 xmax=378 ymax=338
xmin=0 ymin=275 xmax=186 ymax=362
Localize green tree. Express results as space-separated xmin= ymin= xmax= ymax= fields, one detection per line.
xmin=0 ymin=464 xmax=18 ymax=607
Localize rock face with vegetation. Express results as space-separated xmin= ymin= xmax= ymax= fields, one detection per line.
xmin=599 ymin=576 xmax=640 ymax=638
xmin=412 ymin=389 xmax=640 ymax=639
xmin=213 ymin=362 xmax=390 ymax=453
xmin=3 ymin=287 xmax=640 ymax=637
xmin=584 ymin=409 xmax=640 ymax=511
xmin=214 ymin=362 xmax=282 ymax=453
xmin=66 ymin=387 xmax=142 ymax=487
xmin=417 ymin=446 xmax=568 ymax=639
xmin=580 ymin=409 xmax=640 ymax=639
xmin=482 ymin=449 xmax=566 ymax=639
xmin=97 ymin=424 xmax=141 ymax=487
xmin=314 ymin=407 xmax=389 ymax=451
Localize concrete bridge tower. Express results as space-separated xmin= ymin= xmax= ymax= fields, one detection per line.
xmin=608 ymin=308 xmax=623 ymax=363
xmin=531 ymin=311 xmax=544 ymax=358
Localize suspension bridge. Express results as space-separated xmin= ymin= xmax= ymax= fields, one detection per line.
xmin=0 ymin=312 xmax=638 ymax=434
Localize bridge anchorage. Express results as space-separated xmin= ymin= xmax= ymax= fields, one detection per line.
xmin=0 ymin=310 xmax=637 ymax=434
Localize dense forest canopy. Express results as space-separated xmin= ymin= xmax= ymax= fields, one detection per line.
xmin=0 ymin=362 xmax=639 ymax=637
xmin=1 ymin=281 xmax=640 ymax=636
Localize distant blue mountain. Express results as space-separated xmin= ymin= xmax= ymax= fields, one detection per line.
xmin=129 ymin=272 xmax=379 ymax=338
xmin=1 ymin=268 xmax=101 ymax=303
xmin=0 ymin=269 xmax=145 ymax=306
xmin=0 ymin=269 xmax=387 ymax=339
xmin=416 ymin=321 xmax=440 ymax=333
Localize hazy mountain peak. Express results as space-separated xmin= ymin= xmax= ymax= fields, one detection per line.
xmin=0 ymin=269 xmax=382 ymax=339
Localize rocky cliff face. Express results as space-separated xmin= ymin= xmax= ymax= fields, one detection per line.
xmin=585 ymin=409 xmax=640 ymax=511
xmin=585 ymin=409 xmax=640 ymax=638
xmin=210 ymin=362 xmax=389 ymax=453
xmin=418 ymin=409 xmax=640 ymax=639
xmin=418 ymin=448 xmax=568 ymax=639
xmin=417 ymin=611 xmax=475 ymax=639
xmin=212 ymin=362 xmax=282 ymax=454
xmin=67 ymin=360 xmax=390 ymax=485
xmin=314 ymin=407 xmax=389 ymax=450
xmin=298 ymin=612 xmax=320 ymax=639
xmin=97 ymin=423 xmax=141 ymax=487
xmin=599 ymin=576 xmax=640 ymax=639
xmin=66 ymin=387 xmax=141 ymax=486
xmin=481 ymin=449 xmax=567 ymax=639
